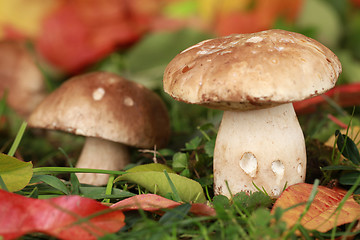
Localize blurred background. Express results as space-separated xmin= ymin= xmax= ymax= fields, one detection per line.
xmin=0 ymin=0 xmax=359 ymax=170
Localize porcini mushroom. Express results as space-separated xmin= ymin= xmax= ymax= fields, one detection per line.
xmin=28 ymin=71 xmax=170 ymax=185
xmin=0 ymin=40 xmax=46 ymax=117
xmin=163 ymin=29 xmax=342 ymax=198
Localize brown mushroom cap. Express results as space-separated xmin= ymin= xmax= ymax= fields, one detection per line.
xmin=0 ymin=40 xmax=46 ymax=116
xmin=163 ymin=29 xmax=342 ymax=111
xmin=28 ymin=71 xmax=170 ymax=148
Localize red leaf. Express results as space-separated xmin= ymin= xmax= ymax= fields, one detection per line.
xmin=352 ymin=0 xmax=360 ymax=7
xmin=294 ymin=83 xmax=360 ymax=114
xmin=272 ymin=183 xmax=360 ymax=232
xmin=0 ymin=189 xmax=125 ymax=240
xmin=35 ymin=0 xmax=148 ymax=73
xmin=111 ymin=194 xmax=216 ymax=216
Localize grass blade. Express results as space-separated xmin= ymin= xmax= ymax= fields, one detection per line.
xmin=0 ymin=91 xmax=8 ymax=116
xmin=0 ymin=175 xmax=8 ymax=191
xmin=159 ymin=203 xmax=191 ymax=225
xmin=31 ymin=175 xmax=70 ymax=195
xmin=33 ymin=167 xmax=125 ymax=175
xmin=163 ymin=169 xmax=182 ymax=202
xmin=103 ymin=175 xmax=115 ymax=203
xmin=8 ymin=122 xmax=27 ymax=157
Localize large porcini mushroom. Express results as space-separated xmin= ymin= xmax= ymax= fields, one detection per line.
xmin=28 ymin=71 xmax=170 ymax=185
xmin=163 ymin=29 xmax=342 ymax=198
xmin=0 ymin=40 xmax=46 ymax=117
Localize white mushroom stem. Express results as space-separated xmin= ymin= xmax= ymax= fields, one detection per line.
xmin=213 ymin=103 xmax=306 ymax=198
xmin=75 ymin=137 xmax=130 ymax=186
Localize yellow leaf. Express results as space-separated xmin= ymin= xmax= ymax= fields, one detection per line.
xmin=0 ymin=153 xmax=33 ymax=192
xmin=272 ymin=183 xmax=360 ymax=232
xmin=196 ymin=0 xmax=251 ymax=23
xmin=325 ymin=126 xmax=360 ymax=149
xmin=0 ymin=0 xmax=60 ymax=39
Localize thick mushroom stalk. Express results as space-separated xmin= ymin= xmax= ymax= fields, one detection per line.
xmin=213 ymin=103 xmax=306 ymax=198
xmin=75 ymin=137 xmax=130 ymax=185
xmin=163 ymin=29 xmax=341 ymax=198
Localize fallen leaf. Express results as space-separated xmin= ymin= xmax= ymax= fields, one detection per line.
xmin=213 ymin=0 xmax=303 ymax=35
xmin=116 ymin=167 xmax=207 ymax=203
xmin=111 ymin=193 xmax=215 ymax=216
xmin=0 ymin=189 xmax=125 ymax=240
xmin=294 ymin=83 xmax=360 ymax=114
xmin=125 ymin=163 xmax=175 ymax=173
xmin=324 ymin=127 xmax=360 ymax=166
xmin=35 ymin=0 xmax=146 ymax=73
xmin=272 ymin=183 xmax=360 ymax=232
xmin=0 ymin=153 xmax=33 ymax=192
xmin=352 ymin=0 xmax=360 ymax=7
xmin=0 ymin=0 xmax=60 ymax=39
xmin=124 ymin=28 xmax=212 ymax=89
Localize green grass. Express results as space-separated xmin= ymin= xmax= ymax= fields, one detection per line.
xmin=1 ymin=109 xmax=359 ymax=239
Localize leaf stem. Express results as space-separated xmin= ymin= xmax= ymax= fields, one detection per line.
xmin=33 ymin=167 xmax=125 ymax=175
xmin=103 ymin=175 xmax=115 ymax=203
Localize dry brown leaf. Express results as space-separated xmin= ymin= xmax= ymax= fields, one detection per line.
xmin=272 ymin=183 xmax=360 ymax=232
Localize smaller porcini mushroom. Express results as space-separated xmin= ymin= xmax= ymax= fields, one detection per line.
xmin=28 ymin=71 xmax=170 ymax=185
xmin=163 ymin=29 xmax=342 ymax=198
xmin=0 ymin=40 xmax=46 ymax=117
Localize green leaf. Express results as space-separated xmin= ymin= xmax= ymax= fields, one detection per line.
xmin=296 ymin=0 xmax=341 ymax=48
xmin=336 ymin=130 xmax=360 ymax=165
xmin=115 ymin=171 xmax=206 ymax=203
xmin=125 ymin=28 xmax=213 ymax=89
xmin=31 ymin=175 xmax=70 ymax=195
xmin=79 ymin=187 xmax=135 ymax=200
xmin=70 ymin=173 xmax=81 ymax=195
xmin=321 ymin=165 xmax=358 ymax=171
xmin=163 ymin=0 xmax=197 ymax=18
xmin=159 ymin=204 xmax=192 ymax=225
xmin=250 ymin=208 xmax=272 ymax=228
xmin=346 ymin=13 xmax=360 ymax=60
xmin=0 ymin=153 xmax=33 ymax=192
xmin=337 ymin=50 xmax=360 ymax=84
xmin=0 ymin=91 xmax=8 ymax=116
xmin=185 ymin=136 xmax=202 ymax=150
xmin=233 ymin=191 xmax=273 ymax=213
xmin=339 ymin=172 xmax=360 ymax=185
xmin=0 ymin=175 xmax=8 ymax=191
xmin=180 ymin=168 xmax=191 ymax=178
xmin=212 ymin=195 xmax=231 ymax=220
xmin=204 ymin=138 xmax=216 ymax=157
xmin=172 ymin=152 xmax=188 ymax=172
xmin=213 ymin=195 xmax=230 ymax=208
xmin=126 ymin=163 xmax=175 ymax=174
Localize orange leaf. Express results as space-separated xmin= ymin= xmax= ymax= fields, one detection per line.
xmin=214 ymin=0 xmax=303 ymax=35
xmin=272 ymin=183 xmax=360 ymax=232
xmin=111 ymin=193 xmax=216 ymax=216
xmin=0 ymin=189 xmax=125 ymax=240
